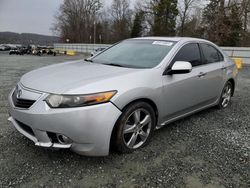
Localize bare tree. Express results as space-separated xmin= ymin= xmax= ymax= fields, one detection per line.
xmin=109 ymin=0 xmax=132 ymax=42
xmin=52 ymin=0 xmax=102 ymax=43
xmin=220 ymin=0 xmax=250 ymax=31
xmin=51 ymin=0 xmax=250 ymax=45
xmin=178 ymin=0 xmax=199 ymax=36
xmin=240 ymin=0 xmax=250 ymax=31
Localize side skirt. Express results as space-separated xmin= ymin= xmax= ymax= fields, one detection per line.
xmin=156 ymin=99 xmax=219 ymax=130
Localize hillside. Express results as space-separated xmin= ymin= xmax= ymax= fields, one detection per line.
xmin=0 ymin=32 xmax=60 ymax=45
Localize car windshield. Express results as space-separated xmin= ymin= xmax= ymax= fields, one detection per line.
xmin=92 ymin=39 xmax=176 ymax=68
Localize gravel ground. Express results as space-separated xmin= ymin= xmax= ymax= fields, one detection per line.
xmin=0 ymin=52 xmax=249 ymax=188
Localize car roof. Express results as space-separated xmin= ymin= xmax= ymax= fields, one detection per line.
xmin=133 ymin=37 xmax=210 ymax=43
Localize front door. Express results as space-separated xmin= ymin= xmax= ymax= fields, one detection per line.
xmin=160 ymin=43 xmax=216 ymax=123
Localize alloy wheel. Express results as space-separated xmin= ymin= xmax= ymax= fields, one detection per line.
xmin=221 ymin=84 xmax=232 ymax=108
xmin=123 ymin=109 xmax=152 ymax=149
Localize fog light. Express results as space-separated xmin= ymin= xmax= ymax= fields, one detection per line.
xmin=56 ymin=134 xmax=72 ymax=144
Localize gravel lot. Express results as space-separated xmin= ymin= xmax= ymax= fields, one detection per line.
xmin=0 ymin=52 xmax=249 ymax=188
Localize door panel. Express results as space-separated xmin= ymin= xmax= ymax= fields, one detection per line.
xmin=197 ymin=62 xmax=224 ymax=100
xmin=160 ymin=42 xmax=224 ymax=124
xmin=161 ymin=66 xmax=215 ymax=121
xmin=199 ymin=43 xmax=225 ymax=99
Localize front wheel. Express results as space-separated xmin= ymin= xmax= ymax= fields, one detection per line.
xmin=112 ymin=102 xmax=156 ymax=153
xmin=217 ymin=81 xmax=233 ymax=109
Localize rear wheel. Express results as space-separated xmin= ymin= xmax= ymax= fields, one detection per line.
xmin=113 ymin=102 xmax=156 ymax=153
xmin=217 ymin=81 xmax=233 ymax=109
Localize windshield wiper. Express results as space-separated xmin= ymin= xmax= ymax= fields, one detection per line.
xmin=105 ymin=63 xmax=124 ymax=67
xmin=84 ymin=58 xmax=93 ymax=62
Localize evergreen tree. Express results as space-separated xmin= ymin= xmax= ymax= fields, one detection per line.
xmin=150 ymin=0 xmax=178 ymax=36
xmin=203 ymin=0 xmax=228 ymax=45
xmin=226 ymin=4 xmax=243 ymax=46
xmin=131 ymin=11 xmax=145 ymax=38
xmin=203 ymin=0 xmax=243 ymax=46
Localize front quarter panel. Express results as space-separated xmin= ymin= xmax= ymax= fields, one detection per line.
xmin=62 ymin=68 xmax=164 ymax=120
xmin=110 ymin=69 xmax=163 ymax=115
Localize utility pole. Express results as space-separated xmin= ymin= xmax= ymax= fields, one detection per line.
xmin=94 ymin=21 xmax=96 ymax=45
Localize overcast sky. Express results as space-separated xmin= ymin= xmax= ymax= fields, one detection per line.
xmin=0 ymin=0 xmax=115 ymax=36
xmin=0 ymin=0 xmax=196 ymax=36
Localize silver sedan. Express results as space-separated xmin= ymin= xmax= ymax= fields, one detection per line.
xmin=8 ymin=37 xmax=238 ymax=156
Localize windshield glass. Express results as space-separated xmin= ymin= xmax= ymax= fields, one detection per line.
xmin=92 ymin=39 xmax=176 ymax=68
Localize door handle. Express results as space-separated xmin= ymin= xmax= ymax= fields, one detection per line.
xmin=198 ymin=72 xmax=207 ymax=78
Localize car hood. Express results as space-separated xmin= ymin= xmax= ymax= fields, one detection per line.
xmin=20 ymin=60 xmax=140 ymax=94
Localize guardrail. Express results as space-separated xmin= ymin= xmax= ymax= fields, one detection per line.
xmin=54 ymin=43 xmax=250 ymax=64
xmin=221 ymin=47 xmax=250 ymax=64
xmin=54 ymin=43 xmax=111 ymax=53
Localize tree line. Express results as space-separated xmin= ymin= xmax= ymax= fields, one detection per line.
xmin=52 ymin=0 xmax=250 ymax=46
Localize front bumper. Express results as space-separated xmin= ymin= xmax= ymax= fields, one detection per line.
xmin=8 ymin=86 xmax=122 ymax=156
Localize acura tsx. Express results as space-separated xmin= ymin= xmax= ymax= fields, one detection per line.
xmin=8 ymin=37 xmax=238 ymax=156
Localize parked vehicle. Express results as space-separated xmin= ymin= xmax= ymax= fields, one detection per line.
xmin=9 ymin=49 xmax=17 ymax=55
xmin=9 ymin=49 xmax=22 ymax=55
xmin=9 ymin=47 xmax=29 ymax=55
xmin=91 ymin=47 xmax=106 ymax=56
xmin=5 ymin=44 xmax=18 ymax=50
xmin=32 ymin=49 xmax=42 ymax=56
xmin=0 ymin=45 xmax=7 ymax=51
xmin=43 ymin=47 xmax=56 ymax=56
xmin=20 ymin=47 xmax=29 ymax=54
xmin=0 ymin=45 xmax=11 ymax=51
xmin=26 ymin=45 xmax=32 ymax=54
xmin=8 ymin=37 xmax=238 ymax=156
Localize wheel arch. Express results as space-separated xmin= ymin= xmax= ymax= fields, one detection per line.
xmin=109 ymin=98 xmax=159 ymax=150
xmin=228 ymin=78 xmax=235 ymax=96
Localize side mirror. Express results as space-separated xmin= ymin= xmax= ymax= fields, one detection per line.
xmin=164 ymin=61 xmax=192 ymax=75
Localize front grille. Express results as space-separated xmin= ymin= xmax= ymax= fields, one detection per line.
xmin=12 ymin=89 xmax=36 ymax=109
xmin=16 ymin=120 xmax=35 ymax=136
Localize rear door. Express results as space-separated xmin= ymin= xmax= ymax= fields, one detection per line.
xmin=199 ymin=43 xmax=224 ymax=100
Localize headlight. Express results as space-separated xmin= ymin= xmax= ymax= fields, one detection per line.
xmin=45 ymin=91 xmax=117 ymax=108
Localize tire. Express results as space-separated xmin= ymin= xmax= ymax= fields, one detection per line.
xmin=217 ymin=81 xmax=233 ymax=109
xmin=112 ymin=101 xmax=156 ymax=153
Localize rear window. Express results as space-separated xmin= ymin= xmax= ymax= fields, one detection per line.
xmin=200 ymin=43 xmax=224 ymax=64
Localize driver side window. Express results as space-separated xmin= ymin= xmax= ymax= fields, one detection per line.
xmin=172 ymin=43 xmax=202 ymax=67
